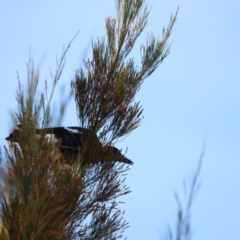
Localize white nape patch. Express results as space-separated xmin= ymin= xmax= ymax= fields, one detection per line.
xmin=61 ymin=145 xmax=77 ymax=149
xmin=44 ymin=134 xmax=58 ymax=143
xmin=64 ymin=127 xmax=82 ymax=134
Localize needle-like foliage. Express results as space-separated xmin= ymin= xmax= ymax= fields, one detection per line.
xmin=72 ymin=0 xmax=178 ymax=144
xmin=0 ymin=0 xmax=178 ymax=239
xmin=160 ymin=150 xmax=204 ymax=240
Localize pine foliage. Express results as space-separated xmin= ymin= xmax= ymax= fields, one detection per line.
xmin=0 ymin=1 xmax=178 ymax=239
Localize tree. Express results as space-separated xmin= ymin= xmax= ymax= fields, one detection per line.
xmin=160 ymin=150 xmax=204 ymax=240
xmin=0 ymin=0 xmax=178 ymax=239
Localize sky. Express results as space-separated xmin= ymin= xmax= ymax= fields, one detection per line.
xmin=0 ymin=0 xmax=240 ymax=239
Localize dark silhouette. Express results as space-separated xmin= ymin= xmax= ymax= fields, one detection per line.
xmin=5 ymin=126 xmax=133 ymax=165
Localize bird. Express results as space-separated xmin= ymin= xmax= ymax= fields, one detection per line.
xmin=5 ymin=126 xmax=133 ymax=165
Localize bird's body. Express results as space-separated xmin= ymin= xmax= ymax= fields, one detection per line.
xmin=5 ymin=126 xmax=133 ymax=165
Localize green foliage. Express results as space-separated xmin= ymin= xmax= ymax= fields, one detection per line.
xmin=0 ymin=0 xmax=178 ymax=239
xmin=160 ymin=150 xmax=204 ymax=240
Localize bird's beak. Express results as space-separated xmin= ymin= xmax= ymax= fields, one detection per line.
xmin=120 ymin=156 xmax=134 ymax=165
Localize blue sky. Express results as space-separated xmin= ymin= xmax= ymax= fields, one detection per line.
xmin=1 ymin=1 xmax=240 ymax=239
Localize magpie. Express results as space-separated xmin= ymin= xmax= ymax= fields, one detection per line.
xmin=5 ymin=126 xmax=133 ymax=165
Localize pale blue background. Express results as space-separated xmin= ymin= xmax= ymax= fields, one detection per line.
xmin=0 ymin=1 xmax=240 ymax=239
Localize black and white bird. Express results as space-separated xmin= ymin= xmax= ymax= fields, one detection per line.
xmin=5 ymin=126 xmax=133 ymax=165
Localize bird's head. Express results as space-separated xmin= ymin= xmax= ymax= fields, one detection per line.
xmin=5 ymin=129 xmax=19 ymax=142
xmin=103 ymin=146 xmax=133 ymax=165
